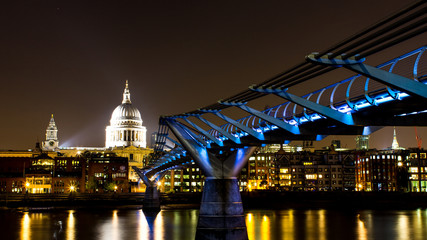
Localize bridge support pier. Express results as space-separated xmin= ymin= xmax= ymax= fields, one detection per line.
xmin=165 ymin=118 xmax=256 ymax=240
xmin=132 ymin=166 xmax=165 ymax=212
xmin=143 ymin=186 xmax=161 ymax=212
xmin=196 ymin=178 xmax=247 ymax=240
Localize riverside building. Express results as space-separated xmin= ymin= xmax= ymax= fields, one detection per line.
xmin=0 ymin=147 xmax=129 ymax=194
xmin=239 ymin=144 xmax=356 ymax=192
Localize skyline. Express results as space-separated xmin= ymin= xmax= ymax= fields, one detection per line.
xmin=0 ymin=0 xmax=425 ymax=150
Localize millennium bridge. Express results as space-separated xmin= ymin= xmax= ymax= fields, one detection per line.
xmin=134 ymin=1 xmax=427 ymax=239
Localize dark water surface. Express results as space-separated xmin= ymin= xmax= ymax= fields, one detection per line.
xmin=1 ymin=207 xmax=427 ymax=240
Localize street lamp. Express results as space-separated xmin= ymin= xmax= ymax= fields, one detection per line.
xmin=70 ymin=185 xmax=75 ymax=192
xmin=25 ymin=182 xmax=30 ymax=194
xmin=114 ymin=185 xmax=118 ymax=192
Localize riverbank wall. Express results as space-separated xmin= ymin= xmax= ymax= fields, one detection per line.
xmin=1 ymin=191 xmax=427 ymax=210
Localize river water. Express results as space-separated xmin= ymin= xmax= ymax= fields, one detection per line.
xmin=1 ymin=207 xmax=426 ymax=240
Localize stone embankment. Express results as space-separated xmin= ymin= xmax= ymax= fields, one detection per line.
xmin=1 ymin=191 xmax=426 ymax=209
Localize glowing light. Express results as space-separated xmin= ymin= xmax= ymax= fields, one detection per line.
xmin=70 ymin=186 xmax=75 ymax=192
xmin=26 ymin=182 xmax=30 ymax=187
xmin=306 ymin=174 xmax=317 ymax=179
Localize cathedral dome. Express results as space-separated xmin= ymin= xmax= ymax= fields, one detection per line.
xmin=105 ymin=80 xmax=147 ymax=149
xmin=109 ymin=81 xmax=143 ymax=126
xmin=110 ymin=103 xmax=142 ymax=123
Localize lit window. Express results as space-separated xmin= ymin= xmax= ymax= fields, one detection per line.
xmin=94 ymin=173 xmax=104 ymax=178
xmin=306 ymin=174 xmax=317 ymax=180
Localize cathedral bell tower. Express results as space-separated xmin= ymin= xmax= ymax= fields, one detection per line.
xmin=42 ymin=114 xmax=59 ymax=151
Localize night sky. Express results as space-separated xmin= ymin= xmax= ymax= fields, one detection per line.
xmin=0 ymin=0 xmax=424 ymax=150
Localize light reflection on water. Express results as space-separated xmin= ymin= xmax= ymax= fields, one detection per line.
xmin=67 ymin=210 xmax=75 ymax=240
xmin=9 ymin=208 xmax=427 ymax=240
xmin=20 ymin=212 xmax=30 ymax=240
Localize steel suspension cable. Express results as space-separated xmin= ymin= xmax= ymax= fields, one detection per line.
xmin=318 ymin=1 xmax=426 ymax=58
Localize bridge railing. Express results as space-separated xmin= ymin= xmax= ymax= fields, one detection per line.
xmin=205 ymin=46 xmax=426 ymax=141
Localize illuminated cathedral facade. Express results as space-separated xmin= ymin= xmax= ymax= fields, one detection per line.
xmin=105 ymin=81 xmax=147 ymax=149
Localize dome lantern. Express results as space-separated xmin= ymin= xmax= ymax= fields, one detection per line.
xmin=122 ymin=80 xmax=132 ymax=104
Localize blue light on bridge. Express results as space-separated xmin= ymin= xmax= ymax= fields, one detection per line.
xmin=396 ymin=109 xmax=427 ymax=116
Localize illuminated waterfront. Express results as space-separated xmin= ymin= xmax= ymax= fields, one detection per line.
xmin=1 ymin=208 xmax=427 ymax=240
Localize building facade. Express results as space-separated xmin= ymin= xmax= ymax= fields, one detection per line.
xmin=0 ymin=151 xmax=129 ymax=194
xmin=355 ymin=150 xmax=402 ymax=191
xmin=239 ymin=145 xmax=356 ymax=192
xmin=157 ymin=144 xmax=356 ymax=193
xmin=407 ymin=150 xmax=427 ymax=192
xmin=160 ymin=163 xmax=205 ymax=193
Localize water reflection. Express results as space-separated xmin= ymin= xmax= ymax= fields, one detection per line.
xmin=281 ymin=209 xmax=294 ymax=240
xmin=20 ymin=212 xmax=30 ymax=240
xmin=11 ymin=208 xmax=427 ymax=240
xmin=318 ymin=210 xmax=326 ymax=240
xmin=98 ymin=210 xmax=121 ymax=240
xmin=67 ymin=210 xmax=75 ymax=240
xmin=397 ymin=213 xmax=409 ymax=240
xmin=261 ymin=214 xmax=270 ymax=240
xmin=357 ymin=214 xmax=368 ymax=240
xmin=137 ymin=210 xmax=164 ymax=240
xmin=246 ymin=212 xmax=273 ymax=240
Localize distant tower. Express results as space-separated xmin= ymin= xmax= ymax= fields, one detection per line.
xmin=105 ymin=81 xmax=147 ymax=148
xmin=355 ymin=135 xmax=369 ymax=150
xmin=42 ymin=114 xmax=59 ymax=151
xmin=391 ymin=127 xmax=400 ymax=150
xmin=390 ymin=127 xmax=405 ymax=150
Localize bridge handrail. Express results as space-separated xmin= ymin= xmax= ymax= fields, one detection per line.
xmin=213 ymin=46 xmax=426 ymax=137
